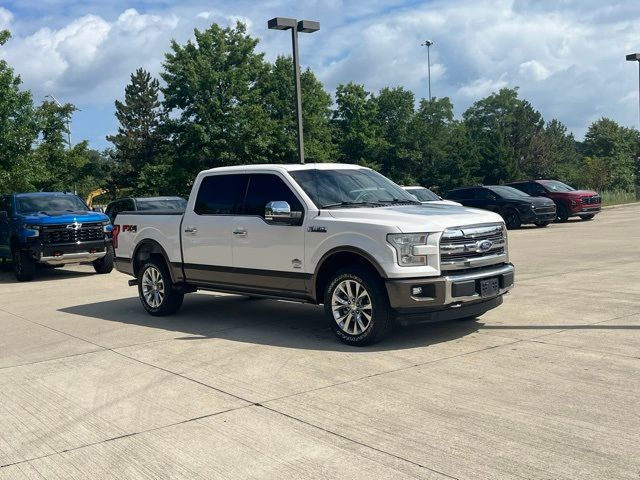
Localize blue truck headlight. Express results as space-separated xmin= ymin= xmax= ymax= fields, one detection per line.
xmin=102 ymin=221 xmax=113 ymax=233
xmin=23 ymin=224 xmax=40 ymax=238
xmin=387 ymin=233 xmax=429 ymax=267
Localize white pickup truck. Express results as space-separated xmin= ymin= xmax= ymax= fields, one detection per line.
xmin=114 ymin=164 xmax=514 ymax=345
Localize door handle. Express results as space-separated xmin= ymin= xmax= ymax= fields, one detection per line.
xmin=184 ymin=226 xmax=198 ymax=234
xmin=233 ymin=229 xmax=247 ymax=238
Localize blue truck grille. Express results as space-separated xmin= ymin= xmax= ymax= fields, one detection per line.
xmin=42 ymin=223 xmax=104 ymax=245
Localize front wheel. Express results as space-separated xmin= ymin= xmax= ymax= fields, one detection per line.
xmin=93 ymin=245 xmax=114 ymax=274
xmin=138 ymin=259 xmax=184 ymax=316
xmin=556 ymin=204 xmax=569 ymax=222
xmin=503 ymin=209 xmax=521 ymax=229
xmin=324 ymin=267 xmax=392 ymax=346
xmin=13 ymin=249 xmax=35 ymax=282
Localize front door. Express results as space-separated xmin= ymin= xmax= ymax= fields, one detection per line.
xmin=181 ymin=173 xmax=249 ymax=284
xmin=231 ymin=173 xmax=308 ymax=294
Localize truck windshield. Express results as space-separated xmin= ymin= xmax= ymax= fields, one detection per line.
xmin=136 ymin=198 xmax=187 ymax=211
xmin=290 ymin=169 xmax=420 ymax=208
xmin=539 ymin=180 xmax=575 ymax=192
xmin=16 ymin=195 xmax=89 ymax=214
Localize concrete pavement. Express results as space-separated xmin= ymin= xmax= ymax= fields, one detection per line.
xmin=0 ymin=204 xmax=639 ymax=479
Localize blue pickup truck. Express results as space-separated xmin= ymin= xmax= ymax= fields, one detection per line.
xmin=0 ymin=192 xmax=114 ymax=281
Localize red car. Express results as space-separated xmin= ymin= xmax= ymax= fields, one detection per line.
xmin=506 ymin=180 xmax=601 ymax=222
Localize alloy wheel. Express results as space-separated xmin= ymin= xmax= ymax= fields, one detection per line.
xmin=331 ymin=279 xmax=373 ymax=335
xmin=141 ymin=266 xmax=165 ymax=309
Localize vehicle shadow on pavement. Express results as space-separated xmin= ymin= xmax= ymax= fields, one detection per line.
xmin=0 ymin=266 xmax=96 ymax=284
xmin=59 ymin=293 xmax=484 ymax=352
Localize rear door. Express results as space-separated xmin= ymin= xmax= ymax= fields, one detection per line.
xmin=181 ymin=173 xmax=249 ymax=284
xmin=231 ymin=173 xmax=307 ymax=293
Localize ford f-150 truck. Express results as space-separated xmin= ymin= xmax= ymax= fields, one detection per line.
xmin=0 ymin=192 xmax=114 ymax=281
xmin=114 ymin=164 xmax=515 ymax=345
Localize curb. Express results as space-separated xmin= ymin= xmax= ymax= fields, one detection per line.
xmin=602 ymin=201 xmax=640 ymax=210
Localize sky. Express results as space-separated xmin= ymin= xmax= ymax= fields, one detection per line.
xmin=0 ymin=0 xmax=638 ymax=150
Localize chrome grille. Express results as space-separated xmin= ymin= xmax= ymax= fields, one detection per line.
xmin=581 ymin=195 xmax=601 ymax=205
xmin=440 ymin=223 xmax=508 ymax=271
xmin=42 ymin=223 xmax=104 ymax=245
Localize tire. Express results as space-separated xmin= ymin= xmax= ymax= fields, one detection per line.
xmin=13 ymin=249 xmax=36 ymax=282
xmin=137 ymin=259 xmax=184 ymax=316
xmin=503 ymin=209 xmax=521 ymax=229
xmin=580 ymin=214 xmax=595 ymax=221
xmin=93 ymin=245 xmax=114 ymax=274
xmin=534 ymin=221 xmax=550 ymax=228
xmin=324 ymin=267 xmax=392 ymax=346
xmin=556 ymin=203 xmax=569 ymax=222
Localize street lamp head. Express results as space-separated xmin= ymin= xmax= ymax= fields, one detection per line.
xmin=422 ymin=40 xmax=434 ymax=47
xmin=626 ymin=53 xmax=640 ymax=62
xmin=268 ymin=17 xmax=296 ymax=30
xmin=297 ymin=20 xmax=320 ymax=33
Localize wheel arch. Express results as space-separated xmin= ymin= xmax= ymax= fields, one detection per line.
xmin=132 ymin=239 xmax=178 ymax=282
xmin=312 ymin=247 xmax=386 ymax=303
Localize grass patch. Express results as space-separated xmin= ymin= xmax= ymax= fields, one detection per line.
xmin=599 ymin=189 xmax=638 ymax=206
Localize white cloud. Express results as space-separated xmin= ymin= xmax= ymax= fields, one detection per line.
xmin=0 ymin=7 xmax=12 ymax=29
xmin=457 ymin=76 xmax=509 ymax=99
xmin=519 ymin=60 xmax=551 ymax=81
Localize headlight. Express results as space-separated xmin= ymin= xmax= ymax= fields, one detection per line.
xmin=387 ymin=233 xmax=429 ymax=267
xmin=102 ymin=220 xmax=113 ymax=233
xmin=23 ymin=224 xmax=40 ymax=237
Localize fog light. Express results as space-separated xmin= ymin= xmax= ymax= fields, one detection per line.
xmin=411 ymin=287 xmax=423 ymax=296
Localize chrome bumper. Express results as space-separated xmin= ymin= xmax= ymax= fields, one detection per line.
xmin=40 ymin=251 xmax=106 ymax=265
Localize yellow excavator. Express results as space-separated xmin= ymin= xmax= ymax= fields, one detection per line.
xmin=86 ymin=188 xmax=108 ymax=210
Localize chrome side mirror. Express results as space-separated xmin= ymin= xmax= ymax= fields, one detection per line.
xmin=265 ymin=201 xmax=302 ymax=225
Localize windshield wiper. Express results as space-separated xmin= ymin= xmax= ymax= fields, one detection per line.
xmin=321 ymin=201 xmax=385 ymax=209
xmin=378 ymin=198 xmax=421 ymax=205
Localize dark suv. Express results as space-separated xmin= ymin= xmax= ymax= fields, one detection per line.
xmin=105 ymin=196 xmax=187 ymax=223
xmin=444 ymin=185 xmax=556 ymax=229
xmin=506 ymin=180 xmax=601 ymax=222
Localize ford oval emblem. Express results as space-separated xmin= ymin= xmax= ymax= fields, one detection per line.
xmin=477 ymin=240 xmax=493 ymax=253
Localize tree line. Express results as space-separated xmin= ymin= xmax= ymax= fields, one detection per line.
xmin=1 ymin=22 xmax=638 ymax=201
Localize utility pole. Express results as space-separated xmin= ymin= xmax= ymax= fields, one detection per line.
xmin=421 ymin=40 xmax=434 ymax=101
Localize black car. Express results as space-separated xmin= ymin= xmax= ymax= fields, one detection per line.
xmin=444 ymin=185 xmax=556 ymax=229
xmin=105 ymin=196 xmax=187 ymax=223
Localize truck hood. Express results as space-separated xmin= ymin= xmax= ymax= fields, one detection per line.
xmin=19 ymin=211 xmax=109 ymax=225
xmin=326 ymin=204 xmax=504 ymax=232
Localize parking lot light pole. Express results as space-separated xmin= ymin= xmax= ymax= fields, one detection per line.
xmin=268 ymin=17 xmax=320 ymax=164
xmin=626 ymin=53 xmax=640 ymax=129
xmin=421 ymin=40 xmax=434 ymax=101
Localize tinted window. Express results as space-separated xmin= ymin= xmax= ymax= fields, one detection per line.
xmin=136 ymin=198 xmax=187 ymax=211
xmin=446 ymin=189 xmax=471 ymax=200
xmin=243 ymin=174 xmax=303 ymax=217
xmin=487 ymin=186 xmax=531 ymax=199
xmin=475 ymin=188 xmax=497 ymax=200
xmin=195 ymin=174 xmax=248 ymax=215
xmin=539 ymin=180 xmax=574 ymax=192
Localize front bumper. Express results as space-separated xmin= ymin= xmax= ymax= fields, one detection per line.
xmin=26 ymin=239 xmax=108 ymax=265
xmin=572 ymin=206 xmax=601 ymax=216
xmin=520 ymin=209 xmax=556 ymax=223
xmin=385 ymin=263 xmax=514 ymax=323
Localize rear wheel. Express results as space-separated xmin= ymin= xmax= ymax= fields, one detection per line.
xmin=13 ymin=249 xmax=35 ymax=282
xmin=93 ymin=245 xmax=114 ymax=274
xmin=138 ymin=259 xmax=184 ymax=316
xmin=534 ymin=221 xmax=550 ymax=228
xmin=556 ymin=203 xmax=569 ymax=222
xmin=324 ymin=267 xmax=392 ymax=346
xmin=580 ymin=214 xmax=595 ymax=221
xmin=503 ymin=209 xmax=521 ymax=229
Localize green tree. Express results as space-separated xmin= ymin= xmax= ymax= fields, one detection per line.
xmin=544 ymin=119 xmax=581 ymax=183
xmin=262 ymin=56 xmax=334 ymax=163
xmin=161 ymin=21 xmax=274 ymax=182
xmin=107 ymin=68 xmax=165 ymax=193
xmin=0 ymin=30 xmax=40 ymax=192
xmin=372 ymin=87 xmax=416 ymax=182
xmin=332 ymin=82 xmax=381 ymax=168
xmin=463 ymin=88 xmax=544 ymax=183
xmin=581 ymin=118 xmax=636 ymax=190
